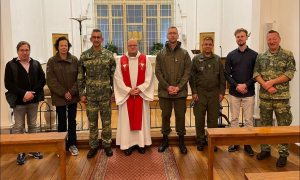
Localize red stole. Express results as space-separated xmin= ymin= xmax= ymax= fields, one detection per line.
xmin=120 ymin=54 xmax=146 ymax=130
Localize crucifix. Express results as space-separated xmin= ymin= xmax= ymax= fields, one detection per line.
xmin=70 ymin=15 xmax=91 ymax=53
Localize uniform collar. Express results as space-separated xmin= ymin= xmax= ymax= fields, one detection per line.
xmin=265 ymin=46 xmax=282 ymax=56
xmin=199 ymin=52 xmax=214 ymax=60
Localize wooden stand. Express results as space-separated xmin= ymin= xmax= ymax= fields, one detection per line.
xmin=206 ymin=126 xmax=300 ymax=180
xmin=1 ymin=132 xmax=68 ymax=180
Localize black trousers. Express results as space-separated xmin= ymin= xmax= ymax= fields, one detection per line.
xmin=159 ymin=97 xmax=187 ymax=136
xmin=56 ymin=102 xmax=77 ymax=146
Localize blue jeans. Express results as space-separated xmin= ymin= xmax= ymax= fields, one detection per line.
xmin=13 ymin=103 xmax=39 ymax=134
xmin=56 ymin=102 xmax=77 ymax=146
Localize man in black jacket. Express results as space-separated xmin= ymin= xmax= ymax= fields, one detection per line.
xmin=4 ymin=41 xmax=46 ymax=165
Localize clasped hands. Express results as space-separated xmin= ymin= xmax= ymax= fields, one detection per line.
xmin=23 ymin=91 xmax=35 ymax=102
xmin=129 ymin=87 xmax=141 ymax=96
xmin=167 ymin=86 xmax=179 ymax=95
xmin=262 ymin=80 xmax=277 ymax=95
xmin=236 ymin=84 xmax=248 ymax=94
xmin=65 ymin=92 xmax=72 ymax=101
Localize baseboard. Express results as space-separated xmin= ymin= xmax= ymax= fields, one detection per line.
xmin=289 ymin=143 xmax=300 ymax=156
xmin=0 ymin=126 xmax=13 ymax=134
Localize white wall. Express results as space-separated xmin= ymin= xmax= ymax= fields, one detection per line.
xmin=175 ymin=0 xmax=253 ymax=58
xmin=10 ymin=0 xmax=46 ymax=62
xmin=222 ymin=0 xmax=253 ymax=55
xmin=1 ymin=0 xmax=14 ymax=127
xmin=276 ymin=0 xmax=299 ymax=125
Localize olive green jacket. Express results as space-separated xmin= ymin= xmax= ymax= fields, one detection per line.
xmin=47 ymin=52 xmax=80 ymax=106
xmin=155 ymin=41 xmax=191 ymax=98
xmin=189 ymin=52 xmax=226 ymax=95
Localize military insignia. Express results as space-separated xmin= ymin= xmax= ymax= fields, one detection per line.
xmin=199 ymin=58 xmax=203 ymax=62
xmin=200 ymin=67 xmax=204 ymax=71
xmin=139 ymin=63 xmax=145 ymax=70
xmin=208 ymin=64 xmax=211 ymax=68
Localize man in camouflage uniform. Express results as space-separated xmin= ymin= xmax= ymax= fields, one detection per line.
xmin=253 ymin=30 xmax=296 ymax=167
xmin=189 ymin=37 xmax=226 ymax=152
xmin=78 ymin=29 xmax=116 ymax=158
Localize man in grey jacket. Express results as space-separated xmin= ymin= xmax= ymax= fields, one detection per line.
xmin=155 ymin=26 xmax=191 ymax=154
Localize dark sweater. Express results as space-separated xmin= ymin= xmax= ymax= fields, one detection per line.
xmin=224 ymin=47 xmax=258 ymax=97
xmin=4 ymin=58 xmax=46 ymax=105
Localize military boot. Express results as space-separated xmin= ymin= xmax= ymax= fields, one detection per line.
xmin=158 ymin=135 xmax=169 ymax=152
xmin=179 ymin=135 xmax=187 ymax=154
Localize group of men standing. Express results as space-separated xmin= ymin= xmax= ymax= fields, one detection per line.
xmin=5 ymin=26 xmax=295 ymax=168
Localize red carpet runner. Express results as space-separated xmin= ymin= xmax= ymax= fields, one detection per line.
xmin=90 ymin=146 xmax=180 ymax=180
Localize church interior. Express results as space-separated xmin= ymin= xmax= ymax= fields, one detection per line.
xmin=1 ymin=0 xmax=299 ymax=179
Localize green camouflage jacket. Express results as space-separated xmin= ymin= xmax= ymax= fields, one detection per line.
xmin=253 ymin=47 xmax=296 ymax=99
xmin=78 ymin=47 xmax=116 ymax=97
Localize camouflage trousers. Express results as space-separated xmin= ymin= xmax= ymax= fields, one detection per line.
xmin=87 ymin=99 xmax=112 ymax=149
xmin=259 ymin=98 xmax=292 ymax=157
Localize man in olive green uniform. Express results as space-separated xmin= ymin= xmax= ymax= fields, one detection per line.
xmin=253 ymin=30 xmax=296 ymax=167
xmin=189 ymin=37 xmax=226 ymax=152
xmin=155 ymin=26 xmax=191 ymax=154
xmin=78 ymin=29 xmax=116 ymax=158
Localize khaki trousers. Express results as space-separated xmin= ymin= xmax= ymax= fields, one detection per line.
xmin=229 ymin=94 xmax=255 ymax=127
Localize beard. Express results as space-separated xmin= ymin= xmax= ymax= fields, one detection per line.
xmin=237 ymin=41 xmax=246 ymax=46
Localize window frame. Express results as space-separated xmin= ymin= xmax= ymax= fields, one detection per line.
xmin=94 ymin=0 xmax=174 ymax=55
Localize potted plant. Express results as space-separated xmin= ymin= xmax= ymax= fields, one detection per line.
xmin=150 ymin=42 xmax=163 ymax=55
xmin=104 ymin=41 xmax=118 ymax=55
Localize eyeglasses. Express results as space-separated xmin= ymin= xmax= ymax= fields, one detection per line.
xmin=92 ymin=36 xmax=102 ymax=39
xmin=128 ymin=45 xmax=138 ymax=48
xmin=18 ymin=49 xmax=30 ymax=52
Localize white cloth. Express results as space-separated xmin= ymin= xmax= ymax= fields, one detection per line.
xmin=114 ymin=51 xmax=154 ymax=150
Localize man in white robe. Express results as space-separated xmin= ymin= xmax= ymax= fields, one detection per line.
xmin=114 ymin=39 xmax=154 ymax=156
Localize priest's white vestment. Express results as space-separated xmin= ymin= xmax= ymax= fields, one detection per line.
xmin=114 ymin=52 xmax=154 ymax=150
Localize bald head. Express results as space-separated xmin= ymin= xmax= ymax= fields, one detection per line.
xmin=127 ymin=38 xmax=139 ymax=57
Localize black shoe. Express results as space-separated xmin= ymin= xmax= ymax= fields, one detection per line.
xmin=244 ymin=145 xmax=254 ymax=156
xmin=17 ymin=153 xmax=26 ymax=165
xmin=228 ymin=145 xmax=240 ymax=152
xmin=136 ymin=145 xmax=145 ymax=154
xmin=87 ymin=148 xmax=98 ymax=158
xmin=29 ymin=152 xmax=43 ymax=159
xmin=197 ymin=142 xmax=205 ymax=151
xmin=105 ymin=147 xmax=113 ymax=157
xmin=257 ymin=151 xmax=271 ymax=160
xmin=276 ymin=156 xmax=287 ymax=167
xmin=179 ymin=135 xmax=187 ymax=154
xmin=125 ymin=146 xmax=135 ymax=156
xmin=158 ymin=135 xmax=169 ymax=152
xmin=214 ymin=146 xmax=218 ymax=152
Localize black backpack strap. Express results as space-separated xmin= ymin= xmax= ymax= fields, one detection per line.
xmin=8 ymin=60 xmax=18 ymax=85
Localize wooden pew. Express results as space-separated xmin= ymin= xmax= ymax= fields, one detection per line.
xmin=205 ymin=126 xmax=300 ymax=180
xmin=244 ymin=171 xmax=299 ymax=180
xmin=0 ymin=132 xmax=68 ymax=180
